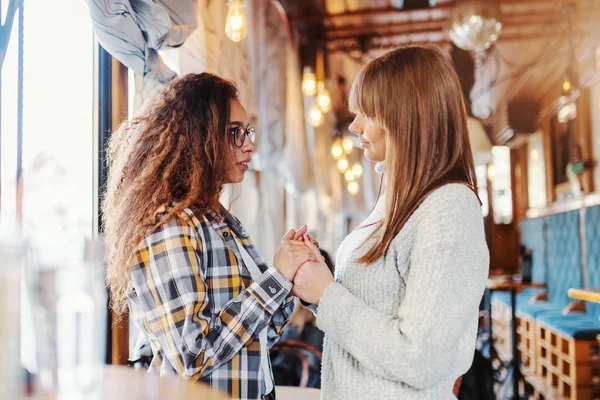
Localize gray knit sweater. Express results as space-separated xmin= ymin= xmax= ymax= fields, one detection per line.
xmin=315 ymin=184 xmax=489 ymax=399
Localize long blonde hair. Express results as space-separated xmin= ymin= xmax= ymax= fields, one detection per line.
xmin=102 ymin=73 xmax=238 ymax=315
xmin=349 ymin=45 xmax=479 ymax=264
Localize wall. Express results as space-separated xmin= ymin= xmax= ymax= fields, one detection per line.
xmin=591 ymin=81 xmax=600 ymax=192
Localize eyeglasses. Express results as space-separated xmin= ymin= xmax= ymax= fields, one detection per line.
xmin=230 ymin=126 xmax=256 ymax=148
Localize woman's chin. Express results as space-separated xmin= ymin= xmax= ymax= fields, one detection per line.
xmin=225 ymin=172 xmax=245 ymax=184
xmin=362 ymin=150 xmax=384 ymax=163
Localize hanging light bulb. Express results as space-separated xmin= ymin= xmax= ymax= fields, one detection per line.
xmin=563 ymin=78 xmax=572 ymax=93
xmin=309 ymin=103 xmax=324 ymax=127
xmin=352 ymin=163 xmax=363 ymax=177
xmin=345 ymin=170 xmax=355 ymax=182
xmin=530 ymin=148 xmax=539 ymax=161
xmin=302 ymin=67 xmax=317 ymax=96
xmin=225 ymin=0 xmax=248 ymax=43
xmin=337 ymin=158 xmax=349 ymax=173
xmin=342 ymin=137 xmax=354 ymax=154
xmin=487 ymin=164 xmax=496 ymax=181
xmin=317 ymin=81 xmax=332 ymax=113
xmin=331 ymin=139 xmax=344 ymax=160
xmin=348 ymin=181 xmax=360 ymax=195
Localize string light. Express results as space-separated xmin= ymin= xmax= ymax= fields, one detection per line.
xmin=225 ymin=0 xmax=248 ymax=43
xmin=487 ymin=165 xmax=496 ymax=180
xmin=337 ymin=158 xmax=349 ymax=173
xmin=348 ymin=181 xmax=359 ymax=195
xmin=331 ymin=139 xmax=344 ymax=160
xmin=345 ymin=170 xmax=355 ymax=182
xmin=309 ymin=103 xmax=324 ymax=127
xmin=352 ymin=164 xmax=363 ymax=177
xmin=342 ymin=137 xmax=354 ymax=154
xmin=302 ymin=67 xmax=317 ymax=96
xmin=317 ymin=81 xmax=332 ymax=113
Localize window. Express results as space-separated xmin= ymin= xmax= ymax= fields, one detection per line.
xmin=528 ymin=132 xmax=547 ymax=209
xmin=551 ymin=116 xmax=576 ymax=186
xmin=475 ymin=165 xmax=489 ymax=217
xmin=1 ymin=0 xmax=95 ymax=371
xmin=489 ymin=146 xmax=512 ymax=224
xmin=20 ymin=1 xmax=95 ymax=242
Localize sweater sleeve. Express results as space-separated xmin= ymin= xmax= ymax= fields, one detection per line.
xmin=315 ymin=184 xmax=489 ymax=389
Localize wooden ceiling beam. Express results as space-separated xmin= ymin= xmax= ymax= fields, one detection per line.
xmin=328 ymin=40 xmax=452 ymax=54
xmin=293 ymin=1 xmax=600 ymax=25
xmin=324 ymin=10 xmax=596 ymax=39
xmin=328 ymin=26 xmax=445 ymax=42
xmin=325 ymin=19 xmax=593 ymax=41
xmin=326 ymin=20 xmax=447 ymax=39
xmin=327 ymin=29 xmax=589 ymax=53
xmin=292 ymin=5 xmax=453 ymax=25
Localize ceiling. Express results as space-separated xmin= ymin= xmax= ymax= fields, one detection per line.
xmin=282 ymin=0 xmax=600 ymax=143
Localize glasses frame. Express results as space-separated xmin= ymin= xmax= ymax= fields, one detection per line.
xmin=230 ymin=126 xmax=256 ymax=148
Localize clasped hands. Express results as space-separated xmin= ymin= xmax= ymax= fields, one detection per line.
xmin=273 ymin=225 xmax=334 ymax=305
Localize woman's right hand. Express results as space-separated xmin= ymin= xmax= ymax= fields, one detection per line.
xmin=273 ymin=225 xmax=314 ymax=281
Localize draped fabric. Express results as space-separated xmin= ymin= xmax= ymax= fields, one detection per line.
xmin=245 ymin=0 xmax=287 ymax=172
xmin=278 ymin=45 xmax=314 ymax=193
xmin=86 ymin=0 xmax=197 ymax=82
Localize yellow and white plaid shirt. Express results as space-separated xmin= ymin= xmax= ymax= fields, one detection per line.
xmin=127 ymin=205 xmax=294 ymax=399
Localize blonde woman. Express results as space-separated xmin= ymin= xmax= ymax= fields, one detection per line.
xmin=293 ymin=45 xmax=490 ymax=399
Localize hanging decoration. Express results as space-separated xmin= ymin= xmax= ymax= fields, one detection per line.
xmin=309 ymin=102 xmax=324 ymax=127
xmin=449 ymin=0 xmax=502 ymax=53
xmin=344 ymin=170 xmax=355 ymax=182
xmin=337 ymin=158 xmax=349 ymax=173
xmin=342 ymin=137 xmax=354 ymax=154
xmin=302 ymin=67 xmax=317 ymax=96
xmin=331 ymin=138 xmax=344 ymax=160
xmin=348 ymin=181 xmax=360 ymax=195
xmin=225 ymin=0 xmax=248 ymax=43
xmin=317 ymin=81 xmax=332 ymax=113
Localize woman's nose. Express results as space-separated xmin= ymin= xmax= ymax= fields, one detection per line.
xmin=242 ymin=138 xmax=256 ymax=153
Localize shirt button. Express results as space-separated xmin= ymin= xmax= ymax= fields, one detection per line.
xmin=222 ymin=232 xmax=229 ymax=237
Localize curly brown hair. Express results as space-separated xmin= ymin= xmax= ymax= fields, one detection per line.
xmin=102 ymin=73 xmax=239 ymax=315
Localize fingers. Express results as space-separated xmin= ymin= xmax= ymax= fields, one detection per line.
xmin=292 ymin=225 xmax=308 ymax=241
xmin=281 ymin=228 xmax=296 ymax=242
xmin=281 ymin=225 xmax=308 ymax=243
xmin=303 ymin=236 xmax=322 ymax=260
xmin=280 ymin=240 xmax=317 ymax=266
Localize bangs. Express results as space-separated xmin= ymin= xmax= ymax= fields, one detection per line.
xmin=348 ymin=61 xmax=382 ymax=123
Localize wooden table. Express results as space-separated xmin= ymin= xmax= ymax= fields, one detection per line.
xmin=276 ymin=386 xmax=321 ymax=400
xmin=568 ymin=288 xmax=600 ymax=304
xmin=487 ymin=278 xmax=547 ymax=293
xmin=30 ymin=366 xmax=322 ymax=400
xmin=486 ymin=278 xmax=547 ymax=399
xmin=31 ymin=365 xmax=229 ymax=400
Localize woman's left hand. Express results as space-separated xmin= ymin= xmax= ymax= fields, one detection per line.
xmin=292 ymin=237 xmax=334 ymax=305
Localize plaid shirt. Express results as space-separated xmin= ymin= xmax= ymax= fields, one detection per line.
xmin=127 ymin=205 xmax=294 ymax=400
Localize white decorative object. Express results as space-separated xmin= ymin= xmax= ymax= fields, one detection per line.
xmin=557 ymin=97 xmax=577 ymax=123
xmin=467 ymin=117 xmax=493 ymax=165
xmin=449 ymin=0 xmax=502 ymax=52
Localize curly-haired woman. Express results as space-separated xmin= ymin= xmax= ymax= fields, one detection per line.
xmin=102 ymin=73 xmax=314 ymax=400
